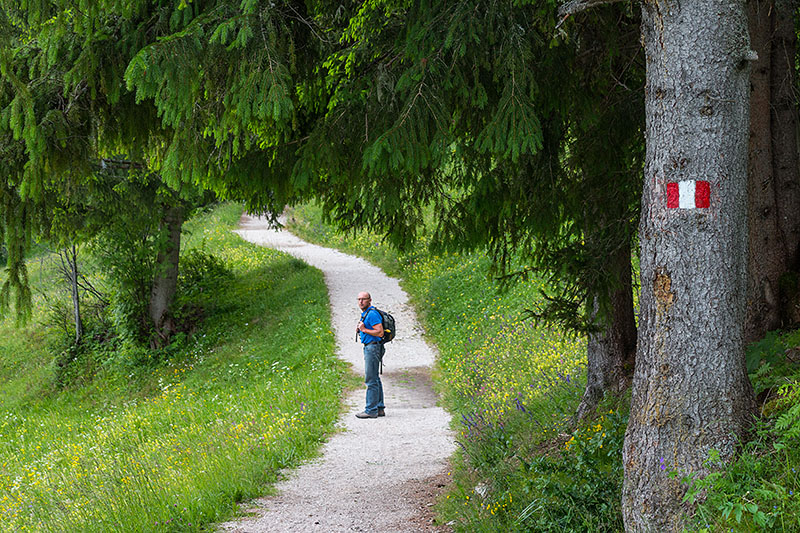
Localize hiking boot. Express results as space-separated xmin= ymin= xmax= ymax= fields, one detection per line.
xmin=355 ymin=411 xmax=378 ymax=419
xmin=377 ymin=408 xmax=385 ymax=417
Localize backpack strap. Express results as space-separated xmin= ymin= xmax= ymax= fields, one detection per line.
xmin=361 ymin=305 xmax=376 ymax=322
xmin=362 ymin=306 xmax=385 ymax=374
xmin=359 ymin=306 xmax=379 ymax=342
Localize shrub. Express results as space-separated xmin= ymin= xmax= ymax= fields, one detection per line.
xmin=176 ymin=247 xmax=232 ymax=311
xmin=516 ymin=406 xmax=627 ymax=532
xmin=88 ymin=221 xmax=158 ymax=345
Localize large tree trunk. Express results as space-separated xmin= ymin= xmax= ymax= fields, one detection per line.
xmin=622 ymin=2 xmax=757 ymax=531
xmin=575 ymin=240 xmax=636 ymax=421
xmin=745 ymin=0 xmax=800 ymax=342
xmin=149 ymin=204 xmax=184 ymax=343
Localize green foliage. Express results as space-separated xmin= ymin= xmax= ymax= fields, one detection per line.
xmin=0 ymin=0 xmax=175 ymax=323
xmin=86 ymin=208 xmax=159 ymax=345
xmin=474 ymin=84 xmax=543 ymax=163
xmin=301 ymin=1 xmax=645 ymax=336
xmin=37 ymin=201 xmax=230 ymax=378
xmin=748 ymin=329 xmax=800 ymax=398
xmin=518 ymin=407 xmax=626 ymax=532
xmin=51 ymin=334 xmax=112 ymax=389
xmin=681 ymin=418 xmax=800 ymax=532
xmin=119 ymin=0 xmax=326 ymax=213
xmin=176 ymin=246 xmax=233 ymax=308
xmin=680 ymin=331 xmax=800 ymax=533
xmin=747 ymin=330 xmax=785 ymax=374
xmin=0 ymin=203 xmax=348 ymax=531
xmin=775 ymin=382 xmax=800 ymax=447
xmin=0 ymin=192 xmax=33 ymax=321
xmin=435 ymin=403 xmax=625 ymax=533
xmin=4 ymin=0 xmax=644 ymax=340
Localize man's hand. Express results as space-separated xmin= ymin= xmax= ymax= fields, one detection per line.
xmin=358 ymin=321 xmax=383 ymax=337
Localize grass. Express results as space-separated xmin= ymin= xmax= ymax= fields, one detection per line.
xmin=0 ymin=203 xmax=349 ymax=532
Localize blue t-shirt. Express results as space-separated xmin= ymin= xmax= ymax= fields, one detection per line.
xmin=359 ymin=307 xmax=382 ymax=344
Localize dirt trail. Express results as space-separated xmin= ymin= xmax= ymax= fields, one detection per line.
xmin=219 ymin=214 xmax=455 ymax=532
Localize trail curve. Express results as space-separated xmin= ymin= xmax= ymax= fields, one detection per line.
xmin=219 ymin=214 xmax=455 ymax=532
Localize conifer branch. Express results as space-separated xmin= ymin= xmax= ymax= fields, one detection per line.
xmin=557 ymin=0 xmax=626 ymax=27
xmin=99 ymin=158 xmax=144 ymax=170
xmin=284 ymin=3 xmax=333 ymax=44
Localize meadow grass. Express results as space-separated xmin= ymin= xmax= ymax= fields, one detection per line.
xmin=0 ymin=203 xmax=349 ymax=532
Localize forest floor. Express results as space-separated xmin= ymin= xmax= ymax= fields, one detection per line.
xmin=218 ymin=214 xmax=455 ymax=532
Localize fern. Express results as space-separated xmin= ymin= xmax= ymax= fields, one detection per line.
xmin=774 ymin=382 xmax=800 ymax=445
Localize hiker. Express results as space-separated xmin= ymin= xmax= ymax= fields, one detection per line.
xmin=355 ymin=291 xmax=385 ymax=419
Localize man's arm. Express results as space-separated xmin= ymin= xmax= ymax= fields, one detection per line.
xmin=358 ymin=312 xmax=384 ymax=337
xmin=358 ymin=321 xmax=384 ymax=337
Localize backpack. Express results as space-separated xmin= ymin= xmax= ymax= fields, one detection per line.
xmin=361 ymin=306 xmax=396 ymax=344
xmin=376 ymin=308 xmax=396 ymax=344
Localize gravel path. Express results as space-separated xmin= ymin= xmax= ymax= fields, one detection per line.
xmin=219 ymin=214 xmax=455 ymax=532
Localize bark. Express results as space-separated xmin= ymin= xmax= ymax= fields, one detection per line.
xmin=744 ymin=0 xmax=800 ymax=341
xmin=575 ymin=241 xmax=636 ymax=421
xmin=622 ymin=2 xmax=757 ymax=531
xmin=771 ymin=0 xmax=800 ymax=267
xmin=745 ymin=0 xmax=784 ymax=342
xmin=148 ymin=204 xmax=184 ymax=342
xmin=771 ymin=0 xmax=800 ymax=325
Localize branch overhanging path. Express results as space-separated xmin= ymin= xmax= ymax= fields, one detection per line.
xmin=220 ymin=214 xmax=455 ymax=532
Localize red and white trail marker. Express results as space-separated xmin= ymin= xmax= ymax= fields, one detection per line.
xmin=666 ymin=180 xmax=710 ymax=209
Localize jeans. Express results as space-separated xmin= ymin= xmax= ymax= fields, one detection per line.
xmin=363 ymin=342 xmax=385 ymax=415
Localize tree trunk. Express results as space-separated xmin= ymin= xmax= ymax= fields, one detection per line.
xmin=745 ymin=0 xmax=784 ymax=342
xmin=69 ymin=245 xmax=83 ymax=344
xmin=575 ymin=240 xmax=636 ymax=421
xmin=744 ymin=0 xmax=800 ymax=342
xmin=149 ymin=204 xmax=184 ymax=343
xmin=771 ymin=0 xmax=800 ymax=265
xmin=771 ymin=0 xmax=800 ymax=325
xmin=622 ymin=2 xmax=757 ymax=531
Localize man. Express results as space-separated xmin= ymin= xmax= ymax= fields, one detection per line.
xmin=355 ymin=291 xmax=385 ymax=419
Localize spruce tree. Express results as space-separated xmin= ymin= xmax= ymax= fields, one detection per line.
xmin=0 ymin=1 xmax=205 ymax=341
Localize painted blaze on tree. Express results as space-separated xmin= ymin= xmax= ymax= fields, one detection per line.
xmin=621 ymin=0 xmax=756 ymax=531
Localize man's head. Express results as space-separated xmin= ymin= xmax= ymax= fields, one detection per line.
xmin=357 ymin=292 xmax=372 ymax=311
